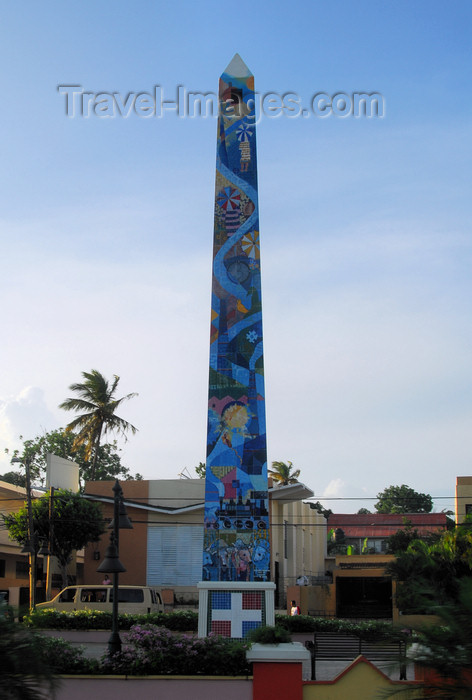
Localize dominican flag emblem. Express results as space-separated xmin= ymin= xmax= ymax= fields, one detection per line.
xmin=210 ymin=590 xmax=263 ymax=638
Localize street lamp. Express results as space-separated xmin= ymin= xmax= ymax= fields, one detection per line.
xmin=97 ymin=479 xmax=132 ymax=654
xmin=11 ymin=456 xmax=39 ymax=611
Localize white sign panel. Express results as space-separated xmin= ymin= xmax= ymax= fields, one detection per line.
xmin=46 ymin=453 xmax=79 ymax=491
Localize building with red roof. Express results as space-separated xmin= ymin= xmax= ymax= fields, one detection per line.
xmin=327 ymin=512 xmax=447 ymax=554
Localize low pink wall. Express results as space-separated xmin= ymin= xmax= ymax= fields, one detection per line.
xmin=54 ymin=676 xmax=252 ymax=700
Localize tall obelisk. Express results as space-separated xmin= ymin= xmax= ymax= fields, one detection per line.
xmin=203 ymin=54 xmax=270 ymax=586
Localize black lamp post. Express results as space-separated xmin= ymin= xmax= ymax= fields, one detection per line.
xmin=97 ymin=480 xmax=132 ymax=654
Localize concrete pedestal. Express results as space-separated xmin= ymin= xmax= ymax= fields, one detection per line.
xmin=247 ymin=642 xmax=311 ymax=700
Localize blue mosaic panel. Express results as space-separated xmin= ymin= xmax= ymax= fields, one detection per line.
xmin=211 ymin=591 xmax=231 ymax=609
xmin=203 ymin=55 xmax=270 ymax=584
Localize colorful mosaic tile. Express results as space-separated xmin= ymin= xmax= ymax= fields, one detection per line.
xmin=203 ymin=55 xmax=270 ymax=584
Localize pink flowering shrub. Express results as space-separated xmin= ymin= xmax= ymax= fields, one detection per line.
xmin=101 ymin=624 xmax=251 ymax=676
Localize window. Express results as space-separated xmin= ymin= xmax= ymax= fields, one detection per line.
xmin=147 ymin=525 xmax=204 ymax=586
xmin=14 ymin=560 xmax=42 ymax=580
xmin=0 ymin=560 xmax=5 ymax=577
xmin=465 ymin=504 xmax=472 ymax=515
xmin=366 ymin=538 xmax=387 ymax=554
xmin=16 ymin=561 xmax=29 ymax=579
xmin=110 ymin=588 xmax=144 ymax=603
xmin=59 ymin=588 xmax=76 ymax=603
xmin=80 ymin=588 xmax=105 ymax=603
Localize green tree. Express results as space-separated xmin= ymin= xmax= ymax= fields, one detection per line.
xmin=386 ymin=524 xmax=422 ymax=554
xmin=268 ymin=460 xmax=300 ymax=486
xmin=3 ymin=490 xmax=105 ymax=589
xmin=386 ymin=523 xmax=472 ymax=613
xmin=4 ymin=428 xmax=143 ymax=489
xmin=406 ymin=579 xmax=472 ymax=699
xmin=0 ymin=470 xmax=26 ymax=487
xmin=357 ymin=507 xmax=372 ymax=514
xmin=309 ymin=501 xmax=332 ymax=519
xmin=195 ymin=462 xmax=206 ymax=478
xmin=375 ymin=484 xmax=433 ymax=514
xmin=59 ymin=369 xmax=138 ymax=481
xmin=327 ymin=527 xmax=348 ymax=555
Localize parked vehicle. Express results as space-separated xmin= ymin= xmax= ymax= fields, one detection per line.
xmin=36 ymin=585 xmax=163 ymax=614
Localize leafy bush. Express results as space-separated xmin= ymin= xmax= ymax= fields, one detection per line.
xmin=247 ymin=625 xmax=292 ymax=645
xmin=0 ymin=616 xmax=58 ymax=699
xmin=23 ymin=608 xmax=198 ymax=632
xmin=100 ymin=624 xmax=251 ymax=676
xmin=24 ymin=609 xmax=113 ymax=630
xmin=146 ymin=610 xmax=199 ymax=631
xmin=275 ymin=614 xmax=406 ymax=641
xmin=37 ymin=636 xmax=98 ymax=674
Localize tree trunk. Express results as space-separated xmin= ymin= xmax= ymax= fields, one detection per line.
xmin=58 ymin=558 xmax=69 ymax=591
xmin=90 ymin=424 xmax=103 ymax=481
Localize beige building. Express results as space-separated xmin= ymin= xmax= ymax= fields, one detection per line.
xmin=269 ymin=484 xmax=328 ymax=605
xmin=455 ymin=476 xmax=472 ymax=524
xmin=84 ymin=478 xmax=327 ymax=607
xmin=0 ymin=480 xmax=49 ymax=608
xmin=0 ymin=479 xmax=86 ymax=608
xmin=0 ymin=481 xmax=33 ymax=597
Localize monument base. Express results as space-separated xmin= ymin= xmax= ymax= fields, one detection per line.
xmin=197 ymin=581 xmax=276 ymax=639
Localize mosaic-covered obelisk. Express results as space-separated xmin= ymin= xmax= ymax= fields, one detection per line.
xmin=203 ymin=54 xmax=270 ymax=585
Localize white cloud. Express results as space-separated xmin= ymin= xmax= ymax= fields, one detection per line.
xmin=0 ymin=387 xmax=58 ymax=473
xmin=321 ymin=478 xmax=346 ymax=499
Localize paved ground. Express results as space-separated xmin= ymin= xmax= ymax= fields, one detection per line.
xmin=80 ymin=640 xmax=109 ymax=659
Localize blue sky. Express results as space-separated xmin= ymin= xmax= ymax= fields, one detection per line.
xmin=1 ymin=1 xmax=471 ymax=513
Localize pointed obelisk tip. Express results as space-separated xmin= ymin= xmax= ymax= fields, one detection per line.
xmin=223 ymin=53 xmax=252 ymax=78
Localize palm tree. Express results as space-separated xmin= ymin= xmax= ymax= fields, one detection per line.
xmin=405 ymin=579 xmax=472 ymax=698
xmin=0 ymin=615 xmax=57 ymax=699
xmin=59 ymin=369 xmax=138 ymax=481
xmin=268 ymin=460 xmax=300 ymax=486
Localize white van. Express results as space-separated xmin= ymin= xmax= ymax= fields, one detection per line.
xmin=36 ymin=585 xmax=163 ymax=615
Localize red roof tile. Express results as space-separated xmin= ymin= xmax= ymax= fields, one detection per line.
xmin=327 ymin=513 xmax=447 ymax=538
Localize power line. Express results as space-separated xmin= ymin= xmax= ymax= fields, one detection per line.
xmin=0 ymin=494 xmax=465 ymax=504
xmin=0 ymin=517 xmax=464 ymax=529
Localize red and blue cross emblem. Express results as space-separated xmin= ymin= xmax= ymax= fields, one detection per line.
xmin=210 ymin=590 xmax=264 ymax=638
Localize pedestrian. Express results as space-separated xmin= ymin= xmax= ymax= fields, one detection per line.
xmin=102 ymin=574 xmax=112 ymax=585
xmin=290 ymin=599 xmax=301 ymax=616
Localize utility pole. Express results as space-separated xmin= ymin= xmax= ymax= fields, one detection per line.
xmin=11 ymin=456 xmax=37 ymax=611
xmin=25 ymin=457 xmax=37 ymax=610
xmin=45 ymin=486 xmax=55 ymax=600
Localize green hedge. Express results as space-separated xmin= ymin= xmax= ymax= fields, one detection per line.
xmin=24 ymin=609 xmax=407 ymax=642
xmin=275 ymin=614 xmax=408 ymax=641
xmin=23 ymin=608 xmax=198 ymax=631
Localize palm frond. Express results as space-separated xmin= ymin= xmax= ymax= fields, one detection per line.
xmin=268 ymin=460 xmax=300 ymax=485
xmin=58 ymin=398 xmax=98 ymax=412
xmin=102 ymin=415 xmax=138 ymax=438
xmin=58 ymin=369 xmax=138 ymax=478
